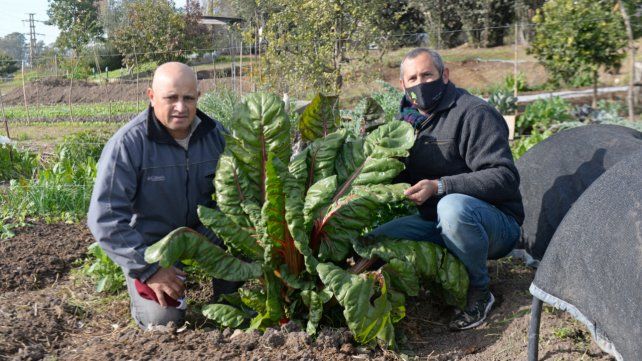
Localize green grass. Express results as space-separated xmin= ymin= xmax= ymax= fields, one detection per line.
xmin=88 ymin=61 xmax=158 ymax=81
xmin=2 ymin=101 xmax=146 ymax=120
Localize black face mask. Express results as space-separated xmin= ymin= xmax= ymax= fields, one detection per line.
xmin=404 ymin=78 xmax=447 ymax=112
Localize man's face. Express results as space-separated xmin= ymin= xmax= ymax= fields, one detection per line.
xmin=400 ymin=52 xmax=449 ymax=89
xmin=147 ymin=75 xmax=199 ymax=139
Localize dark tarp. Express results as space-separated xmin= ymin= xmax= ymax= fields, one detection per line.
xmin=530 ymin=150 xmax=642 ymax=361
xmin=515 ymin=124 xmax=642 ymax=262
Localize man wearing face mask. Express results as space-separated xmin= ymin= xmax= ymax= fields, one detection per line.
xmin=371 ymin=48 xmax=524 ymax=331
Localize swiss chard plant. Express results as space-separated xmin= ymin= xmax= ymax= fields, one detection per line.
xmin=145 ymin=92 xmax=468 ymax=348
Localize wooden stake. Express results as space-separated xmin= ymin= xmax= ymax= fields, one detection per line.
xmin=21 ymin=61 xmax=30 ymax=123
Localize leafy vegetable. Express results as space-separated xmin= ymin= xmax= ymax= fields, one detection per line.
xmin=145 ymin=92 xmax=469 ymax=348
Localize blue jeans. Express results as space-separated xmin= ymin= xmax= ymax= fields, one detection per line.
xmin=371 ymin=193 xmax=520 ymax=289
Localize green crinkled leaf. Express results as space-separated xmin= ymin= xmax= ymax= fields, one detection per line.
xmin=332 ymin=121 xmax=413 ymax=203
xmin=304 ymin=131 xmax=346 ymax=188
xmin=202 ymin=304 xmax=248 ymax=328
xmin=335 ymin=138 xmax=366 ymax=186
xmin=353 ymin=236 xmax=468 ymax=308
xmin=198 ymin=205 xmax=263 ymax=260
xmin=317 ymin=263 xmax=395 ymax=347
xmin=144 ymin=227 xmax=261 ymax=282
xmin=213 ymin=154 xmax=258 ymax=229
xmin=249 ymin=270 xmax=283 ymax=330
xmin=299 ymin=94 xmax=340 ymax=141
xmin=383 ymin=259 xmax=419 ymax=297
xmin=300 ymin=289 xmax=333 ymax=335
xmin=303 ymin=175 xmax=337 ymax=231
xmin=363 ymin=121 xmax=415 ymax=159
xmin=361 ymin=97 xmax=386 ymax=134
xmin=226 ymin=93 xmax=291 ymax=204
xmin=262 ymin=155 xmax=305 ymax=275
xmin=438 ymin=252 xmax=469 ymax=308
xmin=316 ymin=184 xmax=408 ymax=262
xmin=239 ymin=288 xmax=267 ymax=314
xmin=283 ymin=158 xmax=319 ymax=275
xmin=387 ymin=289 xmax=406 ymax=324
xmin=278 ymin=264 xmax=315 ymax=290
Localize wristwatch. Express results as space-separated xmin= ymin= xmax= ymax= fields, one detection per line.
xmin=437 ymin=179 xmax=445 ymax=197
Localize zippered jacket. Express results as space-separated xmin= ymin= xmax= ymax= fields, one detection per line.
xmin=87 ymin=106 xmax=225 ymax=281
xmin=396 ymin=82 xmax=525 ymax=224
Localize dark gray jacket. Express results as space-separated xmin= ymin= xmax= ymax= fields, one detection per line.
xmin=397 ymin=82 xmax=524 ymax=224
xmin=87 ymin=106 xmax=225 ymax=281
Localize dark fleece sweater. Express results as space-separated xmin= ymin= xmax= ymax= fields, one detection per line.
xmin=396 ymin=82 xmax=525 ymax=225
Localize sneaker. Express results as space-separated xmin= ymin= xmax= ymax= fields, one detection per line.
xmin=448 ymin=288 xmax=495 ymax=331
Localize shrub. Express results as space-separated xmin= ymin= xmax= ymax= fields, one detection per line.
xmin=488 ymin=88 xmax=517 ymax=115
xmin=503 ymin=72 xmax=528 ymax=92
xmin=517 ymin=97 xmax=572 ymax=135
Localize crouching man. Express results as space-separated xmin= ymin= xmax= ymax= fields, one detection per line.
xmin=371 ymin=48 xmax=524 ymax=330
xmin=87 ymin=62 xmax=238 ymax=329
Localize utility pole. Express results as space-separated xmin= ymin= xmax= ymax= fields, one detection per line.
xmin=22 ymin=13 xmax=44 ymax=68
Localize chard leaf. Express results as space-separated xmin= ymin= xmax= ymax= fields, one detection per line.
xmin=278 ymin=264 xmax=315 ymax=290
xmin=214 ymin=154 xmax=258 ymax=229
xmin=334 ymin=121 xmax=413 ymax=193
xmin=283 ymin=159 xmax=319 ymax=275
xmin=144 ymin=227 xmax=261 ymax=281
xmin=202 ymin=304 xmax=248 ymax=328
xmin=438 ymin=252 xmax=469 ymax=308
xmin=303 ymin=175 xmax=337 ymax=231
xmin=361 ymin=97 xmax=386 ymax=134
xmin=299 ymin=94 xmax=340 ymax=141
xmin=262 ymin=155 xmax=304 ymax=275
xmin=249 ymin=270 xmax=283 ymax=330
xmin=198 ymin=205 xmax=263 ymax=260
xmin=239 ymin=288 xmax=267 ymax=314
xmin=317 ymin=263 xmax=395 ymax=347
xmin=383 ymin=259 xmax=419 ymax=296
xmin=304 ymin=131 xmax=346 ymax=188
xmin=315 ymin=184 xmax=408 ymax=262
xmin=226 ymin=93 xmax=291 ymax=204
xmin=300 ymin=289 xmax=333 ymax=335
xmin=353 ymin=236 xmax=469 ymax=308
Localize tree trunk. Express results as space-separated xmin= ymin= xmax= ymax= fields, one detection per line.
xmin=618 ymin=0 xmax=635 ymax=121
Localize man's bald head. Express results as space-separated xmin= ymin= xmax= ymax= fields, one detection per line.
xmin=147 ymin=62 xmax=200 ymax=140
xmin=152 ymin=62 xmax=198 ymax=92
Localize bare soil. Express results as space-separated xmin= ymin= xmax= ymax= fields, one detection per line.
xmin=0 ymin=222 xmax=614 ymax=360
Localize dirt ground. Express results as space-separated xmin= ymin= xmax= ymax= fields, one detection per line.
xmin=0 ymin=222 xmax=614 ymax=360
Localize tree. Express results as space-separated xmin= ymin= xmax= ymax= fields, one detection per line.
xmin=408 ymin=0 xmax=463 ymax=49
xmin=455 ymin=0 xmax=514 ymax=47
xmin=529 ymin=0 xmax=627 ymax=106
xmin=111 ymin=0 xmax=210 ymax=68
xmin=0 ymin=52 xmax=19 ymax=76
xmin=0 ymin=32 xmax=26 ymax=62
xmin=373 ymin=1 xmax=425 ymax=50
xmin=260 ymin=0 xmax=389 ymax=95
xmin=47 ymin=0 xmax=104 ymax=56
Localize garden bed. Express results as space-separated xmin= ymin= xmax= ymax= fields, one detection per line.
xmin=0 ymin=222 xmax=614 ymax=360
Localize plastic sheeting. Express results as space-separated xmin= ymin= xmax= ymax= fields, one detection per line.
xmin=531 ymin=150 xmax=642 ymax=361
xmin=515 ymin=124 xmax=642 ymax=262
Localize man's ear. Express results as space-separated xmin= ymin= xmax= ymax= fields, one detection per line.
xmin=399 ymin=79 xmax=405 ymax=90
xmin=146 ymin=88 xmax=155 ymax=106
xmin=442 ymin=68 xmax=450 ymax=84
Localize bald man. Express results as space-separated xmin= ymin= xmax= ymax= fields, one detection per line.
xmin=88 ymin=62 xmax=236 ymax=329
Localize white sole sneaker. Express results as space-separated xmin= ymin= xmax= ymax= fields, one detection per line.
xmin=458 ymin=292 xmax=495 ymax=330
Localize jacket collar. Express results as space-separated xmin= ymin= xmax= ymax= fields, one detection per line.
xmin=146 ymin=105 xmax=217 ymax=146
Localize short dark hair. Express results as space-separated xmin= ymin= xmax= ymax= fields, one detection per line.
xmin=399 ymin=48 xmax=445 ymax=80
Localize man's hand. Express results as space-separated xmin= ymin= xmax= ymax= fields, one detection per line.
xmin=404 ymin=179 xmax=438 ymax=205
xmin=146 ymin=267 xmax=186 ymax=307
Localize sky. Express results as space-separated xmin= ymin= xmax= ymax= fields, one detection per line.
xmin=0 ymin=0 xmax=60 ymax=45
